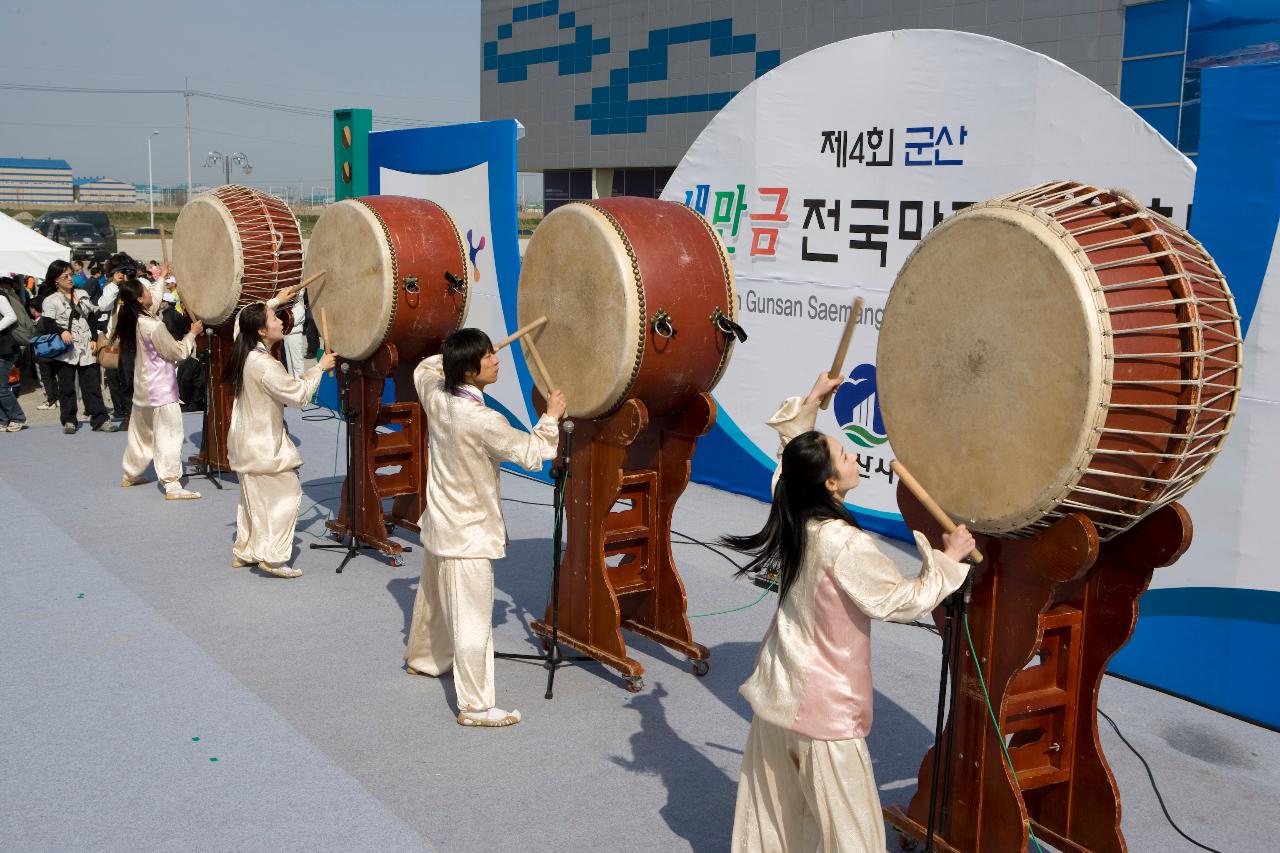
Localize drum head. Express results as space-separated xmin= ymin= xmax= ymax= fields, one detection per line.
xmin=304 ymin=199 xmax=395 ymax=361
xmin=877 ymin=206 xmax=1106 ymax=534
xmin=517 ymin=203 xmax=642 ymax=419
xmin=173 ymin=194 xmax=242 ymax=325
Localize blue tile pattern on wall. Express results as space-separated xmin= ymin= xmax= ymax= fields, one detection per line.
xmin=486 ymin=5 xmax=782 ymax=134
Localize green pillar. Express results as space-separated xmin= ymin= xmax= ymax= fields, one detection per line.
xmin=333 ymin=108 xmax=372 ymax=200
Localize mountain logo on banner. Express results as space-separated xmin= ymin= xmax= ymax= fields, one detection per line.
xmin=834 ymin=363 xmax=887 ymax=448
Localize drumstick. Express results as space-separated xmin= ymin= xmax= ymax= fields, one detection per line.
xmin=295 ymin=269 xmax=326 ymax=295
xmin=820 ymin=296 xmax=864 ymax=410
xmin=890 ymin=460 xmax=984 ymax=563
xmin=318 ymin=306 xmax=335 ymax=376
xmin=494 ymin=315 xmax=548 ymax=351
xmin=523 ymin=336 xmax=556 ymax=391
xmin=159 ymin=225 xmax=170 ymax=275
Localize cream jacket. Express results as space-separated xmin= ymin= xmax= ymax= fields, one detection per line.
xmin=740 ymin=397 xmax=969 ymax=741
xmin=227 ymin=345 xmax=323 ymax=475
xmin=414 ymin=354 xmax=559 ymax=559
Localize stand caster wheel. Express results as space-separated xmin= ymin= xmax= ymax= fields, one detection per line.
xmin=689 ymin=658 xmax=709 ymax=676
xmin=624 ymin=675 xmax=644 ymax=693
xmin=390 ymin=554 xmax=405 ymax=568
xmin=896 ymin=833 xmax=918 ymax=851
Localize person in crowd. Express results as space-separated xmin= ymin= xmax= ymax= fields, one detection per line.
xmin=37 ymin=260 xmax=116 ymax=433
xmin=100 ymin=254 xmax=164 ymax=427
xmin=71 ymin=261 xmax=86 ymax=289
xmin=114 ymin=278 xmax=202 ymax=499
xmin=405 ymin=329 xmax=565 ymax=728
xmin=223 ymin=289 xmax=335 ymax=578
xmin=0 ymin=276 xmax=30 ymax=431
xmin=282 ymin=294 xmax=307 ymax=378
xmin=721 ymin=373 xmax=974 ymax=853
xmin=25 ymin=299 xmax=60 ymax=410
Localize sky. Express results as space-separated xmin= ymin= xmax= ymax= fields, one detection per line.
xmin=0 ymin=0 xmax=480 ymax=197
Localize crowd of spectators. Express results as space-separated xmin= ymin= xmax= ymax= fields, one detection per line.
xmin=0 ymin=254 xmax=207 ymax=435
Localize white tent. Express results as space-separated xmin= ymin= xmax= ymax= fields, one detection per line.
xmin=0 ymin=210 xmax=68 ymax=279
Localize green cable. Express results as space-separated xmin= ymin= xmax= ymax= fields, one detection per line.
xmin=962 ymin=610 xmax=1046 ymax=853
xmin=689 ymin=582 xmax=776 ymax=618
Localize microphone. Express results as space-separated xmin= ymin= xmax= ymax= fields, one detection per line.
xmin=562 ymin=420 xmax=575 ymax=435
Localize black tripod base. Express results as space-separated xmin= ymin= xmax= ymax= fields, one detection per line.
xmin=496 ymin=643 xmax=597 ymax=700
xmin=309 ymin=537 xmax=413 ymax=573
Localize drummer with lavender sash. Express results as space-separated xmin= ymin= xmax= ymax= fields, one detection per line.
xmin=407 ymin=328 xmax=566 ymax=728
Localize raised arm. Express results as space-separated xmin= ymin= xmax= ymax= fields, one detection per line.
xmin=413 ymin=354 xmax=446 ymax=409
xmin=830 ymin=529 xmax=969 ymax=624
xmin=258 ymin=355 xmax=323 ymax=408
xmin=478 ymin=409 xmax=559 ymax=471
xmin=767 ymin=373 xmax=844 ymax=487
xmin=145 ymin=317 xmax=197 ymax=364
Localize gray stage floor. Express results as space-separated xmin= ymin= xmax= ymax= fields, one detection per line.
xmin=1 ymin=410 xmax=1275 ymax=852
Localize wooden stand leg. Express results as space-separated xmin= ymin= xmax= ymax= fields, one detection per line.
xmin=188 ymin=324 xmax=234 ymax=473
xmin=324 ymin=345 xmax=427 ymax=564
xmin=885 ymin=485 xmax=1194 ymax=853
xmin=532 ymin=392 xmax=716 ymax=687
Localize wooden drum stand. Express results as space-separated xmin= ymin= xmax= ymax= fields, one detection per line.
xmin=884 ymin=483 xmax=1193 ymax=852
xmin=321 ymin=344 xmax=426 ymax=568
xmin=531 ymin=391 xmax=716 ymax=692
xmin=188 ymin=324 xmax=234 ymax=478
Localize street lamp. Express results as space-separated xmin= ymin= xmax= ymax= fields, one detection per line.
xmin=147 ymin=131 xmax=159 ymax=229
xmin=204 ymin=151 xmax=252 ymax=186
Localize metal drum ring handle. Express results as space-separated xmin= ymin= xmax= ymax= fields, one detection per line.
xmin=711 ymin=307 xmax=748 ymax=343
xmin=651 ymin=308 xmax=676 ymax=339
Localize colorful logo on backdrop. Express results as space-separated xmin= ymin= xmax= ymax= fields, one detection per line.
xmin=834 ymin=364 xmax=886 ymax=448
xmin=467 ymin=229 xmax=488 ymax=283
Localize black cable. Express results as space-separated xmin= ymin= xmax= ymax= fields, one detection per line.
xmin=1097 ymin=709 xmax=1222 ymax=853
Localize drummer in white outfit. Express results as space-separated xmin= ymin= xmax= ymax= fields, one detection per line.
xmin=406 ymin=328 xmax=566 ymax=727
xmin=282 ymin=296 xmax=307 ymax=378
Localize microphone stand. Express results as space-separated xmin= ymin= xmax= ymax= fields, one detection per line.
xmin=496 ymin=420 xmax=593 ymax=699
xmin=308 ymin=360 xmax=379 ymax=572
xmin=924 ymin=574 xmax=972 ymax=851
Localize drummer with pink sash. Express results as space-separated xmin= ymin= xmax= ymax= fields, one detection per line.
xmin=720 ymin=373 xmax=974 ymax=852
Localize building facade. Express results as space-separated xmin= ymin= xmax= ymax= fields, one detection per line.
xmin=73 ymin=177 xmax=137 ymax=205
xmin=0 ymin=157 xmax=74 ymax=205
xmin=481 ymin=0 xmax=1220 ymax=211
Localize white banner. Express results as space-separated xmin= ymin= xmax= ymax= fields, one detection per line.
xmin=661 ymin=29 xmax=1196 ymax=532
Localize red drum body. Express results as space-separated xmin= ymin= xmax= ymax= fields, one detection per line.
xmin=878 ymin=181 xmax=1242 ymax=540
xmin=517 ymin=197 xmax=740 ymax=420
xmin=173 ymin=184 xmax=303 ymax=326
xmin=304 ymin=196 xmax=469 ymax=364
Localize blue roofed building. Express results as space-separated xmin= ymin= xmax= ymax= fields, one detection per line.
xmin=0 ymin=157 xmax=74 ymax=205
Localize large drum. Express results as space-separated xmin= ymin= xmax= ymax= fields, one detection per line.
xmin=877 ymin=180 xmax=1242 ymax=540
xmin=303 ymin=196 xmax=469 ymax=363
xmin=517 ymin=197 xmax=741 ymax=420
xmin=173 ymin=185 xmax=303 ymax=326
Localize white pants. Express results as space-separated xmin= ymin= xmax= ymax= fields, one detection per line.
xmin=283 ymin=333 xmax=307 ymax=379
xmin=232 ymin=470 xmax=302 ymax=566
xmin=122 ymin=402 xmax=185 ymax=492
xmin=405 ymin=552 xmax=496 ymax=712
xmin=732 ymin=717 xmax=886 ymax=853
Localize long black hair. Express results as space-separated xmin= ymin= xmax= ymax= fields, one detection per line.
xmin=720 ymin=431 xmax=860 ymax=600
xmin=36 ymin=259 xmax=73 ymax=306
xmin=111 ymin=278 xmax=146 ymax=358
xmin=221 ymin=303 xmax=268 ymax=398
xmin=442 ymin=327 xmax=494 ymax=393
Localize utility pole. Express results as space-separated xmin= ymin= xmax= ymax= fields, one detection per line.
xmin=148 ymin=131 xmax=159 ymax=229
xmin=184 ymin=77 xmax=193 ymax=203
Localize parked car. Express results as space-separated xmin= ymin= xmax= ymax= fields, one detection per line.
xmin=32 ymin=210 xmax=118 ymax=254
xmin=51 ymin=220 xmax=109 ymax=261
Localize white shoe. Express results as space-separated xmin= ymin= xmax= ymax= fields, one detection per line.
xmin=36 ymin=401 xmax=56 ymax=411
xmin=164 ymin=489 xmax=202 ymax=501
xmin=260 ymin=563 xmax=302 ymax=579
xmin=4 ymin=422 xmax=27 ymax=432
xmin=231 ymin=557 xmax=257 ymax=568
xmin=457 ymin=707 xmax=522 ymax=727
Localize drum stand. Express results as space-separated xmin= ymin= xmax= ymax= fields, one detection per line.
xmin=884 ymin=483 xmax=1193 ymax=853
xmin=530 ymin=392 xmax=715 ymax=692
xmin=496 ymin=421 xmax=596 ymax=699
xmin=186 ymin=324 xmax=234 ymax=487
xmin=315 ymin=344 xmax=423 ymax=570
